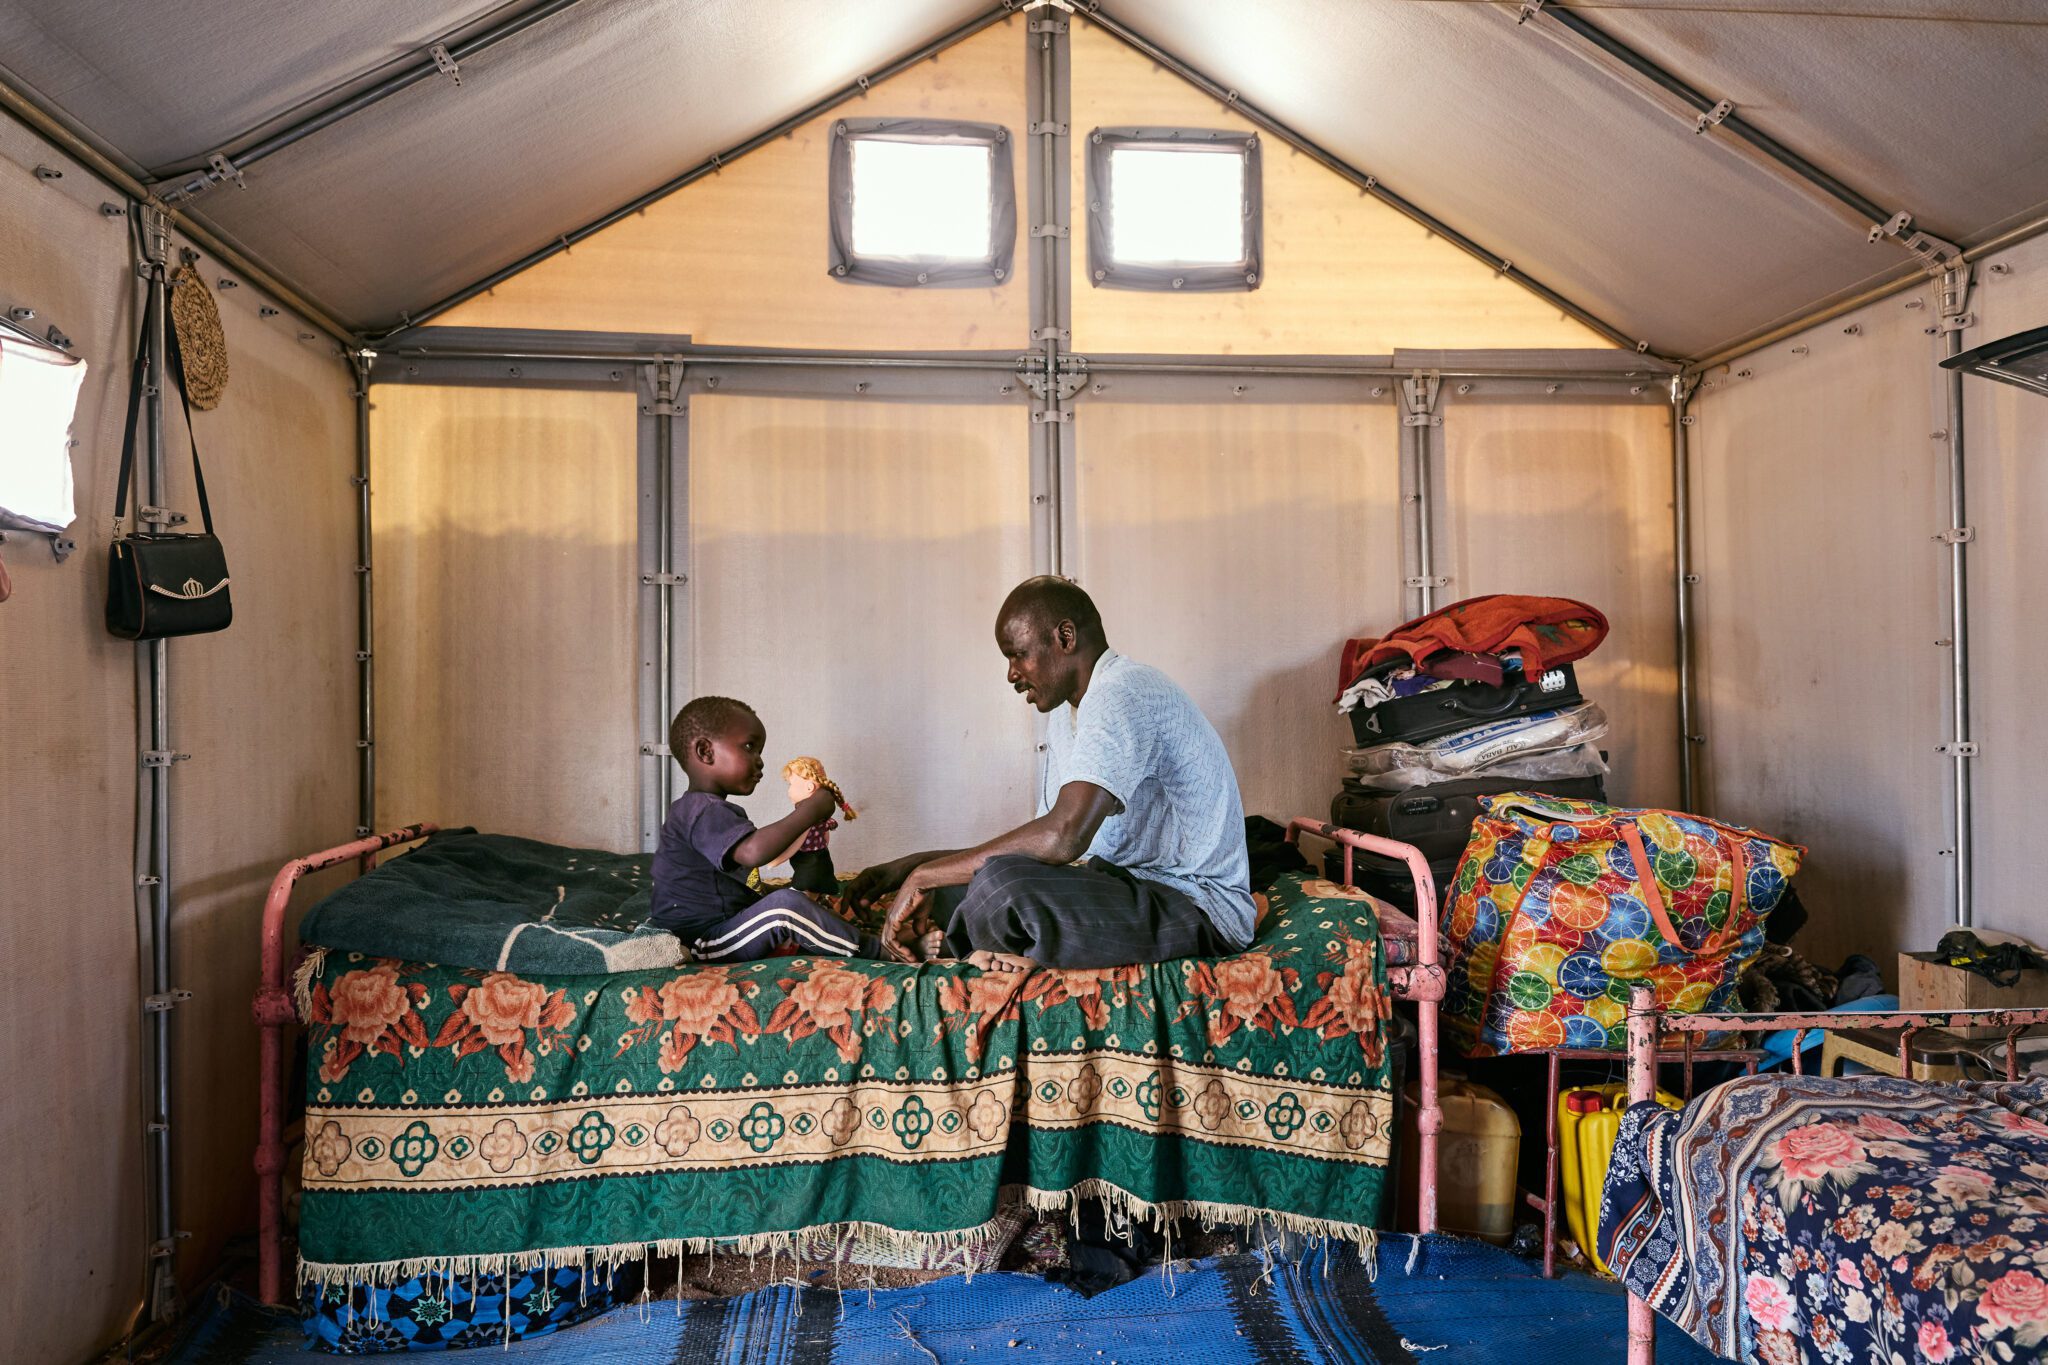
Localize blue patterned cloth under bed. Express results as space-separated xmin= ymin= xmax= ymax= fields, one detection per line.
xmin=303 ymin=1263 xmax=637 ymax=1353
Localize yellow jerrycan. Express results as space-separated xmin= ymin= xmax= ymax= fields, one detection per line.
xmin=1399 ymin=1077 xmax=1521 ymax=1244
xmin=1558 ymin=1083 xmax=1680 ymax=1273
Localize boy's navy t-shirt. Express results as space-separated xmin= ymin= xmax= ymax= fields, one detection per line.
xmin=651 ymin=791 xmax=762 ymax=938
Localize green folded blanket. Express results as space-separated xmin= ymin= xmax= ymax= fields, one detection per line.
xmin=297 ymin=829 xmax=683 ymax=975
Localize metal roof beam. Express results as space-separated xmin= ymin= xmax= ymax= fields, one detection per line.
xmin=370 ymin=3 xmax=1025 ymax=340
xmin=154 ymin=0 xmax=592 ymax=204
xmin=1517 ymin=3 xmax=1964 ymax=276
xmin=1079 ymin=3 xmax=1655 ymax=357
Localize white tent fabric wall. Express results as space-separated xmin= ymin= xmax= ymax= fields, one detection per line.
xmin=1689 ymin=233 xmax=2048 ymax=974
xmin=1956 ymin=238 xmax=2048 ymax=954
xmin=1438 ymin=400 xmax=1679 ymax=808
xmin=1070 ymin=401 xmax=1405 ymax=829
xmin=368 ymin=383 xmax=643 ymax=851
xmin=0 ymin=115 xmax=359 ymax=1365
xmin=687 ymin=396 xmax=1039 ymax=868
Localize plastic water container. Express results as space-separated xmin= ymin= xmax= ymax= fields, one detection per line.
xmin=1558 ymin=1083 xmax=1680 ymax=1272
xmin=1397 ymin=1076 xmax=1520 ymax=1244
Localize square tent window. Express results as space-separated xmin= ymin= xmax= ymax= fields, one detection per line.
xmin=0 ymin=331 xmax=87 ymax=542
xmin=827 ymin=118 xmax=1016 ymax=288
xmin=1087 ymin=128 xmax=1262 ymax=292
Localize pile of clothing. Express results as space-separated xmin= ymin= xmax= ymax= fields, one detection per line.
xmin=1325 ymin=594 xmax=1613 ymax=912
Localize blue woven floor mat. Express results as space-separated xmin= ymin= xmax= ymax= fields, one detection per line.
xmin=168 ymin=1237 xmax=1728 ymax=1362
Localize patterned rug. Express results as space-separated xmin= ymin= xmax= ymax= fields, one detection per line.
xmin=167 ymin=1238 xmax=1730 ymax=1361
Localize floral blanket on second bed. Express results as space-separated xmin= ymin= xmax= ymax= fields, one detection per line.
xmin=295 ymin=867 xmax=1395 ymax=1288
xmin=1601 ymin=1073 xmax=2048 ymax=1365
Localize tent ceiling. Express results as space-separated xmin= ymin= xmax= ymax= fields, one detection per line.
xmin=1106 ymin=0 xmax=2048 ymax=358
xmin=1 ymin=0 xmax=2043 ymax=357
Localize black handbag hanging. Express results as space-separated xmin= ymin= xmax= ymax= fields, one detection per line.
xmin=106 ymin=286 xmax=232 ymax=641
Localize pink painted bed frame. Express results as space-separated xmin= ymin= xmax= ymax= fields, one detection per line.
xmin=252 ymin=819 xmax=1437 ymax=1305
xmin=1621 ymin=986 xmax=2048 ymax=1365
xmin=1284 ymin=818 xmax=1444 ymax=1237
xmin=252 ymin=823 xmax=437 ymax=1305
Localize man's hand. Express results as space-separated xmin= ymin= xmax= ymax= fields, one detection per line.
xmin=846 ymin=854 xmax=921 ymax=911
xmin=881 ymin=875 xmax=932 ymax=963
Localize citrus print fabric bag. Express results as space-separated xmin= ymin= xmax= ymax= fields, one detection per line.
xmin=1440 ymin=794 xmax=1803 ymax=1057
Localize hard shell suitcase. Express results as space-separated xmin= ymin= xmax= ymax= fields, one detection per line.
xmin=1348 ymin=661 xmax=1583 ymax=748
xmin=1330 ymin=773 xmax=1608 ymax=865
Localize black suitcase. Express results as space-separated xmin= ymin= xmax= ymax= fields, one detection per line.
xmin=1347 ymin=661 xmax=1583 ymax=748
xmin=1323 ymin=847 xmax=1461 ymax=918
xmin=1325 ymin=773 xmax=1608 ymax=913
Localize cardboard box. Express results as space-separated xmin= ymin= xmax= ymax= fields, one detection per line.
xmin=1898 ymin=949 xmax=2048 ymax=1038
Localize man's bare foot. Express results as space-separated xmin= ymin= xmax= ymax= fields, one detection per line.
xmin=967 ymin=950 xmax=1038 ymax=975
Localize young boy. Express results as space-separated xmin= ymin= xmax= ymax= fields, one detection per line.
xmin=651 ymin=696 xmax=887 ymax=960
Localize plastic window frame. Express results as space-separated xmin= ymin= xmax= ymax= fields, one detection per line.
xmin=826 ymin=118 xmax=1017 ymax=288
xmin=1085 ymin=127 xmax=1263 ymax=293
xmin=0 ymin=331 xmax=85 ymax=543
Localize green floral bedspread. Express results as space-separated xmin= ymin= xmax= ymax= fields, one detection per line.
xmin=296 ymin=870 xmax=1395 ymax=1285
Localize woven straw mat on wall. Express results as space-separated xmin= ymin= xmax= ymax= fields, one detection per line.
xmin=170 ymin=265 xmax=228 ymax=409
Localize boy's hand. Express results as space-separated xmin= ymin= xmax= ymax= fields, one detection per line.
xmin=799 ymin=785 xmax=839 ymax=822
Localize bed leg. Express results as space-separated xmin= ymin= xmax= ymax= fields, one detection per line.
xmin=1541 ymin=1051 xmax=1559 ymax=1277
xmin=1629 ymin=1291 xmax=1657 ymax=1365
xmin=254 ymin=859 xmax=304 ymax=1307
xmin=1414 ymin=857 xmax=1441 ymax=1238
xmin=252 ymin=822 xmax=437 ymax=1307
xmin=1416 ymin=989 xmax=1441 ymax=1236
xmin=1625 ymin=986 xmax=1659 ymax=1363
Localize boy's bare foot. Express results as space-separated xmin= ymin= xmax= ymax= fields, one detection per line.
xmin=967 ymin=950 xmax=1037 ymax=975
xmin=918 ymin=929 xmax=947 ymax=962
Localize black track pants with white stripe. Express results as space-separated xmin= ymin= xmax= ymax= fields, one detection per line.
xmin=690 ymin=889 xmax=885 ymax=961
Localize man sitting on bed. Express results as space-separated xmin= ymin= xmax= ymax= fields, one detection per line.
xmin=849 ymin=576 xmax=1255 ymax=972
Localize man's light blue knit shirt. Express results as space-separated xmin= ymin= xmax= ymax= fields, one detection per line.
xmin=1036 ymin=651 xmax=1256 ymax=949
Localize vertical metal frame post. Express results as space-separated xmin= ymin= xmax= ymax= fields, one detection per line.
xmin=134 ymin=205 xmax=181 ymax=1321
xmin=352 ymin=353 xmax=376 ymax=844
xmin=637 ymin=360 xmax=687 ymax=851
xmin=1401 ymin=373 xmax=1444 ymax=617
xmin=1671 ymin=375 xmax=1701 ymax=812
xmin=1025 ymin=9 xmax=1072 ymax=576
xmin=1940 ymin=267 xmax=1976 ymax=925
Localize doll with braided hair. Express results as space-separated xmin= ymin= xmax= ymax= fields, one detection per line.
xmin=780 ymin=757 xmax=856 ymax=898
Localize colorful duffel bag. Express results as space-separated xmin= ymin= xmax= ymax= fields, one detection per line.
xmin=1440 ymin=793 xmax=1804 ymax=1057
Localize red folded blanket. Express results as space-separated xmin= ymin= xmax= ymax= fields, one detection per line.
xmin=1337 ymin=594 xmax=1609 ymax=699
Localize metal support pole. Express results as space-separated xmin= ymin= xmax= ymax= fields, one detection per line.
xmin=1941 ymin=267 xmax=1976 ymax=926
xmin=1025 ymin=9 xmax=1071 ymax=577
xmin=1671 ymin=374 xmax=1700 ymax=812
xmin=1401 ymin=373 xmax=1443 ymax=616
xmin=138 ymin=205 xmax=180 ymax=1323
xmin=654 ymin=359 xmax=677 ymax=820
xmin=1040 ymin=19 xmax=1063 ymax=575
xmin=352 ymin=352 xmax=376 ymax=847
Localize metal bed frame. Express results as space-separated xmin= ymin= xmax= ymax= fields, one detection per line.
xmin=1620 ymin=986 xmax=2048 ymax=1365
xmin=251 ymin=822 xmax=437 ymax=1305
xmin=1284 ymin=818 xmax=1445 ymax=1237
xmin=252 ymin=818 xmax=1439 ymax=1305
